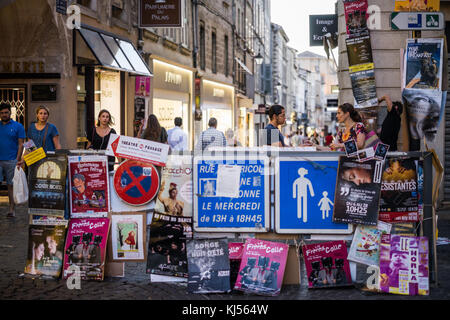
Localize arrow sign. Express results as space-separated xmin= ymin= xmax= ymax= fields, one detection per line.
xmin=391 ymin=12 xmax=444 ymax=30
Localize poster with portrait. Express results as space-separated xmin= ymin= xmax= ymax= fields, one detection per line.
xmin=63 ymin=218 xmax=110 ymax=281
xmin=146 ymin=213 xmax=192 ymax=278
xmin=379 ymin=158 xmax=419 ymax=223
xmin=186 ymin=238 xmax=231 ymax=294
xmin=303 ymin=241 xmax=353 ymax=289
xmin=343 ymin=0 xmax=369 ymax=38
xmin=404 ymin=38 xmax=443 ymax=91
xmin=68 ymin=155 xmax=110 ymax=218
xmin=154 ymin=155 xmax=193 ymax=217
xmin=394 ymin=0 xmax=440 ymax=12
xmin=333 ymin=156 xmax=384 ymax=226
xmin=110 ymin=212 xmax=146 ymax=262
xmin=28 ymin=154 xmax=68 ymax=217
xmin=379 ymin=234 xmax=429 ymax=296
xmin=24 ymin=224 xmax=67 ymax=279
xmin=402 ymin=88 xmax=444 ymax=142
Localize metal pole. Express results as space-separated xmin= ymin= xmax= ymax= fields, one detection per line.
xmin=422 ymin=151 xmax=436 ymax=284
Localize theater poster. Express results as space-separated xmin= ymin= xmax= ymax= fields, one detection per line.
xmin=343 ymin=0 xmax=369 ymax=38
xmin=333 ymin=156 xmax=384 ymax=226
xmin=350 ymin=69 xmax=378 ymax=108
xmin=68 ymin=155 xmax=110 ymax=218
xmin=379 ymin=158 xmax=419 ymax=223
xmin=28 ymin=154 xmax=67 ymax=217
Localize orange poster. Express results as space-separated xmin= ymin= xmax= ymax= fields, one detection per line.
xmin=394 ymin=0 xmax=440 ymax=12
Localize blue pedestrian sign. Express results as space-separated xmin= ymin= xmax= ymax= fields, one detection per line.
xmin=275 ymin=156 xmax=353 ymax=234
xmin=194 ymin=156 xmax=270 ymax=232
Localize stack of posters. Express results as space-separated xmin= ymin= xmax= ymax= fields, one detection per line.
xmin=303 ymin=241 xmax=353 ymax=288
xmin=379 ymin=234 xmax=429 ymax=296
xmin=24 ymin=224 xmax=67 ymax=279
xmin=379 ymin=158 xmax=419 ymax=223
xmin=63 ymin=218 xmax=110 ymax=281
xmin=147 ymin=213 xmax=193 ymax=278
xmin=186 ymin=238 xmax=231 ymax=293
xmin=234 ymin=239 xmax=288 ymax=296
xmin=229 ymin=242 xmax=244 ymax=288
xmin=333 ymin=156 xmax=384 ymax=226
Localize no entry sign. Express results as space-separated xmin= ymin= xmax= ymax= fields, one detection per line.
xmin=113 ymin=160 xmax=160 ymax=206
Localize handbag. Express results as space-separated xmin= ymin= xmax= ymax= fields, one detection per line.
xmin=364 ymin=130 xmax=381 ymax=150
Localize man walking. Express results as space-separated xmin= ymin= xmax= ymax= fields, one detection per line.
xmin=262 ymin=104 xmax=286 ymax=147
xmin=195 ymin=118 xmax=226 ymax=152
xmin=0 ymin=103 xmax=26 ymax=217
xmin=167 ymin=117 xmax=188 ymax=151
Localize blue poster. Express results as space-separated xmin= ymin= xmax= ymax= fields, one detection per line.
xmin=275 ymin=157 xmax=352 ymax=234
xmin=194 ymin=156 xmax=269 ymax=232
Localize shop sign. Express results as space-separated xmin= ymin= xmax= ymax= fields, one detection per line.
xmin=139 ymin=0 xmax=182 ymax=28
xmin=309 ymin=14 xmax=337 ymax=46
xmin=1 ymin=60 xmax=45 ymax=73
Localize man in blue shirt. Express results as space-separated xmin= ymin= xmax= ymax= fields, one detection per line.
xmin=0 ymin=103 xmax=26 ymax=217
xmin=262 ymin=104 xmax=286 ymax=147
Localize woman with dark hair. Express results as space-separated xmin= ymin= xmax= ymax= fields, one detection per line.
xmin=141 ymin=114 xmax=168 ymax=143
xmin=330 ymin=103 xmax=366 ymax=151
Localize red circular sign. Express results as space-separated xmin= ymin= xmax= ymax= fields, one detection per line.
xmin=113 ymin=160 xmax=160 ymax=206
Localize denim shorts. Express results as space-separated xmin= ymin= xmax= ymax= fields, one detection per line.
xmin=0 ymin=160 xmax=17 ymax=185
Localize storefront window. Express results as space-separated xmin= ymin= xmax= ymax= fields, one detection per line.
xmin=95 ymin=69 xmax=121 ymax=134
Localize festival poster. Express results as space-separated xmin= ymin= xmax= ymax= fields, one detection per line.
xmin=333 ymin=156 xmax=384 ymax=226
xmin=379 ymin=234 xmax=429 ymax=296
xmin=186 ymin=238 xmax=231 ymax=294
xmin=343 ymin=0 xmax=369 ymax=38
xmin=349 ymin=69 xmax=378 ymax=108
xmin=28 ymin=154 xmax=68 ymax=216
xmin=155 ymin=155 xmax=193 ymax=217
xmin=146 ymin=213 xmax=192 ymax=278
xmin=347 ymin=221 xmax=392 ymax=266
xmin=24 ymin=224 xmax=67 ymax=279
xmin=110 ymin=212 xmax=146 ymax=261
xmin=402 ymin=88 xmax=443 ymax=142
xmin=404 ymin=38 xmax=443 ymax=91
xmin=234 ymin=239 xmax=289 ymax=296
xmin=63 ymin=218 xmax=110 ymax=281
xmin=379 ymin=158 xmax=419 ymax=223
xmin=68 ymin=155 xmax=110 ymax=218
xmin=346 ymin=35 xmax=374 ymax=73
xmin=394 ymin=0 xmax=440 ymax=12
xmin=229 ymin=242 xmax=244 ymax=289
xmin=303 ymin=241 xmax=353 ymax=289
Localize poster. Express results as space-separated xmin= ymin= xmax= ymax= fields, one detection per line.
xmin=379 ymin=235 xmax=429 ymax=296
xmin=155 ymin=155 xmax=193 ymax=217
xmin=63 ymin=218 xmax=110 ymax=281
xmin=147 ymin=213 xmax=192 ymax=278
xmin=234 ymin=239 xmax=289 ymax=296
xmin=379 ymin=158 xmax=419 ymax=223
xmin=303 ymin=241 xmax=353 ymax=288
xmin=402 ymin=88 xmax=443 ymax=142
xmin=229 ymin=242 xmax=244 ymax=289
xmin=394 ymin=0 xmax=440 ymax=12
xmin=404 ymin=38 xmax=443 ymax=91
xmin=24 ymin=224 xmax=67 ymax=279
xmin=28 ymin=154 xmax=67 ymax=216
xmin=346 ymin=35 xmax=374 ymax=73
xmin=110 ymin=213 xmax=146 ymax=261
xmin=68 ymin=155 xmax=110 ymax=218
xmin=135 ymin=76 xmax=150 ymax=97
xmin=333 ymin=156 xmax=384 ymax=226
xmin=347 ymin=221 xmax=392 ymax=266
xmin=343 ymin=0 xmax=369 ymax=38
xmin=349 ymin=69 xmax=378 ymax=108
xmin=186 ymin=238 xmax=231 ymax=294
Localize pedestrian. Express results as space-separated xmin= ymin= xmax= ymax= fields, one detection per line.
xmin=262 ymin=104 xmax=286 ymax=147
xmin=142 ymin=114 xmax=168 ymax=144
xmin=0 ymin=103 xmax=26 ymax=217
xmin=26 ymin=105 xmax=61 ymax=152
xmin=167 ymin=117 xmax=188 ymax=151
xmin=195 ymin=118 xmax=226 ymax=152
xmin=225 ymin=128 xmax=242 ymax=147
xmin=310 ymin=131 xmax=320 ymax=145
xmin=378 ymin=95 xmax=403 ymax=151
xmin=86 ymin=109 xmax=117 ymax=172
xmin=325 ymin=132 xmax=334 ymax=147
xmin=330 ymin=103 xmax=367 ymax=151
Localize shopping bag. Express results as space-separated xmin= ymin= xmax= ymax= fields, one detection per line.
xmin=13 ymin=166 xmax=28 ymax=204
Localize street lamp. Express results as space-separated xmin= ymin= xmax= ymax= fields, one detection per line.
xmin=254 ymin=51 xmax=264 ymax=65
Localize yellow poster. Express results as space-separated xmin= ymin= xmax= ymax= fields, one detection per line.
xmin=24 ymin=147 xmax=46 ymax=166
xmin=395 ymin=0 xmax=440 ymax=12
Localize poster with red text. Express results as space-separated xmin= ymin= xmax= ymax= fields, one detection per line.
xmin=343 ymin=0 xmax=369 ymax=38
xmin=68 ymin=156 xmax=110 ymax=218
xmin=234 ymin=239 xmax=288 ymax=296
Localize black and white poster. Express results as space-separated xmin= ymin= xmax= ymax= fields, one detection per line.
xmin=186 ymin=238 xmax=231 ymax=294
xmin=333 ymin=156 xmax=384 ymax=226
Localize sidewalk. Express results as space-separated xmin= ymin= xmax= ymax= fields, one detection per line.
xmin=1 ymin=200 xmax=449 ymax=300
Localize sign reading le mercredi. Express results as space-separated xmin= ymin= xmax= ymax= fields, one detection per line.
xmin=139 ymin=0 xmax=182 ymax=28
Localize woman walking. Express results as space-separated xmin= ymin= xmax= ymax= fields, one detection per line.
xmin=141 ymin=114 xmax=168 ymax=144
xmin=27 ymin=106 xmax=61 ymax=152
xmin=329 ymin=103 xmax=367 ymax=151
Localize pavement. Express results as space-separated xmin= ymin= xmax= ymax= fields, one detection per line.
xmin=1 ymin=198 xmax=450 ymax=301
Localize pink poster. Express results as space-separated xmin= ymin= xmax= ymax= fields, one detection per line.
xmin=228 ymin=242 xmax=244 ymax=260
xmin=68 ymin=156 xmax=110 ymax=218
xmin=303 ymin=241 xmax=353 ymax=288
xmin=63 ymin=218 xmax=110 ymax=281
xmin=234 ymin=239 xmax=288 ymax=296
xmin=135 ymin=76 xmax=150 ymax=97
xmin=343 ymin=0 xmax=369 ymax=38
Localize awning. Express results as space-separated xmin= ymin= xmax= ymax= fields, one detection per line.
xmin=75 ymin=25 xmax=152 ymax=76
xmin=235 ymin=57 xmax=253 ymax=75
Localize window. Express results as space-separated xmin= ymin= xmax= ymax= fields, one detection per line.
xmin=112 ymin=0 xmax=126 ymax=21
xmin=212 ymin=30 xmax=217 ymax=73
xmin=224 ymin=35 xmax=229 ymax=77
xmin=200 ymin=22 xmax=206 ymax=70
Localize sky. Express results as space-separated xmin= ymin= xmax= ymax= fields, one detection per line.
xmin=271 ymin=0 xmax=338 ymax=57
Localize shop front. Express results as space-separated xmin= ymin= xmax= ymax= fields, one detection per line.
xmin=236 ymin=95 xmax=255 ymax=147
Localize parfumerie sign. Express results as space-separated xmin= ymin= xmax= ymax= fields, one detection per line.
xmin=139 ymin=0 xmax=182 ymax=28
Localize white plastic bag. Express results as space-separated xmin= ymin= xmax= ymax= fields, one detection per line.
xmin=13 ymin=167 xmax=28 ymax=204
